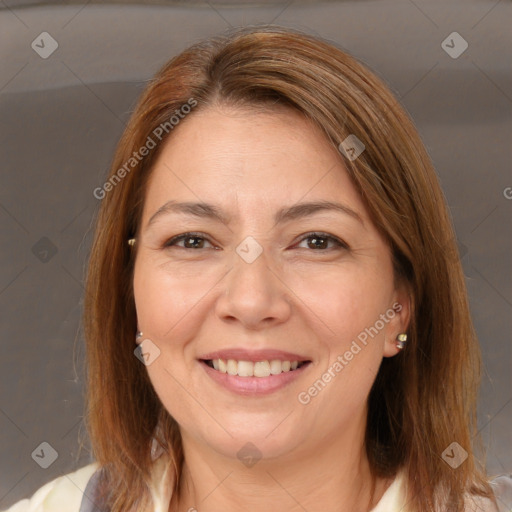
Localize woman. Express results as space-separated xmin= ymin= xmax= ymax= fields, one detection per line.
xmin=4 ymin=25 xmax=511 ymax=512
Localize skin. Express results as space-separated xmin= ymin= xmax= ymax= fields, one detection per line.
xmin=132 ymin=104 xmax=410 ymax=512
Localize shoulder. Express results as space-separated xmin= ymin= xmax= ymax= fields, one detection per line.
xmin=464 ymin=474 xmax=512 ymax=512
xmin=372 ymin=470 xmax=512 ymax=512
xmin=1 ymin=462 xmax=99 ymax=512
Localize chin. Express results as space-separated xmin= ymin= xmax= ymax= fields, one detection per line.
xmin=193 ymin=420 xmax=305 ymax=463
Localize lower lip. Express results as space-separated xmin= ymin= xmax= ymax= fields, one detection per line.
xmin=200 ymin=360 xmax=311 ymax=396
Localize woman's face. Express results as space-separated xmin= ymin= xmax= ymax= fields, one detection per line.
xmin=133 ymin=104 xmax=409 ymax=461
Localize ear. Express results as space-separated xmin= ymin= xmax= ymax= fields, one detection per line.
xmin=383 ymin=283 xmax=411 ymax=358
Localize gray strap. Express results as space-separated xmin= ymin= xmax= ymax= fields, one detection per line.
xmin=79 ymin=467 xmax=110 ymax=512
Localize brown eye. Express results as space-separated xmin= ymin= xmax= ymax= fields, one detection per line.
xmin=164 ymin=233 xmax=214 ymax=250
xmin=296 ymin=232 xmax=349 ymax=251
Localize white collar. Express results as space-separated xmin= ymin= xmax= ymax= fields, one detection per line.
xmin=370 ymin=469 xmax=408 ymax=511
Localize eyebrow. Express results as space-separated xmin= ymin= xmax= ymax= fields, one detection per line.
xmin=146 ymin=199 xmax=364 ymax=229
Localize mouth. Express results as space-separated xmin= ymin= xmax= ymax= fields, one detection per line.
xmin=200 ymin=358 xmax=311 ymax=377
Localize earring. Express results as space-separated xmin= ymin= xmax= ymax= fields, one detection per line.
xmin=396 ymin=333 xmax=408 ymax=350
xmin=136 ymin=331 xmax=143 ymax=343
xmin=128 ymin=238 xmax=136 ymax=246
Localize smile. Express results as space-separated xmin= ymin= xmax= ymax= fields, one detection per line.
xmin=203 ymin=358 xmax=309 ymax=377
xmin=200 ymin=357 xmax=312 ymax=395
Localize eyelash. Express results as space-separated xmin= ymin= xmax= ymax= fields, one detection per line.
xmin=163 ymin=231 xmax=349 ymax=252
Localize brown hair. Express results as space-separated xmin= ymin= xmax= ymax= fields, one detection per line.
xmin=83 ymin=25 xmax=497 ymax=511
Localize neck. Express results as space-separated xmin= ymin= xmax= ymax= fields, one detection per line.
xmin=171 ymin=417 xmax=388 ymax=512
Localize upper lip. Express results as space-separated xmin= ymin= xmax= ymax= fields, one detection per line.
xmin=199 ymin=348 xmax=311 ymax=362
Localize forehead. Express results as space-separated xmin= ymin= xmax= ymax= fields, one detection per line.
xmin=142 ymin=105 xmax=367 ymax=222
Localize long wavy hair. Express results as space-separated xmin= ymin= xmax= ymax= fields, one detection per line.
xmin=83 ymin=25 xmax=497 ymax=511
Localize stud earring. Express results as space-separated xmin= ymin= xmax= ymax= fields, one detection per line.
xmin=128 ymin=238 xmax=136 ymax=246
xmin=396 ymin=333 xmax=408 ymax=350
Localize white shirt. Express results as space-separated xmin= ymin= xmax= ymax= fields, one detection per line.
xmin=2 ymin=456 xmax=511 ymax=512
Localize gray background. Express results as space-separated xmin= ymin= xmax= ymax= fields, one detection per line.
xmin=0 ymin=0 xmax=511 ymax=508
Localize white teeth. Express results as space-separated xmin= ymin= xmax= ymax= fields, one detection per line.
xmin=253 ymin=361 xmax=270 ymax=377
xmin=270 ymin=359 xmax=282 ymax=375
xmin=209 ymin=358 xmax=304 ymax=377
xmin=226 ymin=359 xmax=237 ymax=376
xmin=237 ymin=360 xmax=254 ymax=377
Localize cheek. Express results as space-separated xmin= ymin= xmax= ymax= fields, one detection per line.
xmin=133 ymin=256 xmax=211 ymax=342
xmin=303 ymin=280 xmax=390 ymax=418
xmin=132 ymin=258 xmax=205 ymax=418
xmin=299 ymin=264 xmax=392 ymax=347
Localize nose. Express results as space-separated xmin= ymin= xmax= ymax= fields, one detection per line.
xmin=214 ymin=243 xmax=292 ymax=330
